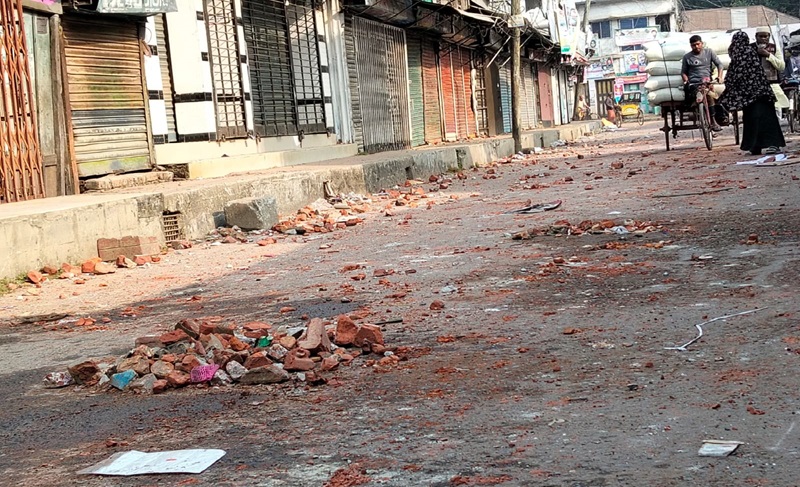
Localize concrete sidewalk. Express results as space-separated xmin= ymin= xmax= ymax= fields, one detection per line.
xmin=0 ymin=122 xmax=599 ymax=279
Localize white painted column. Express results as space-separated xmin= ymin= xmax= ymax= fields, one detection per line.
xmin=321 ymin=0 xmax=353 ymax=143
xmin=144 ymin=17 xmax=168 ymax=143
xmin=165 ymin=0 xmax=217 ymax=141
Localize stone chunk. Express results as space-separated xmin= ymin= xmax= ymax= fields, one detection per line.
xmin=68 ymin=361 xmax=102 ymax=385
xmin=224 ymin=196 xmax=279 ymax=231
xmin=225 ymin=360 xmax=247 ymax=381
xmin=334 ymin=314 xmax=358 ymax=346
xmin=284 ymin=348 xmax=316 ymax=371
xmin=130 ymin=373 xmax=158 ymax=394
xmin=244 ymin=351 xmax=271 ymax=370
xmin=160 ymin=329 xmax=190 ymax=346
xmin=175 ymin=319 xmax=200 ymax=339
xmin=166 ymin=370 xmax=191 ymax=388
xmin=117 ymin=355 xmax=150 ymax=376
xmin=150 ymin=360 xmax=174 ymax=379
xmin=239 ymin=365 xmax=290 ymax=385
xmin=297 ymin=318 xmax=331 ymax=353
xmin=354 ymin=324 xmax=384 ymax=347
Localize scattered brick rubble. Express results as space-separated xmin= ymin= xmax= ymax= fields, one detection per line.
xmin=44 ymin=315 xmax=408 ymax=394
xmin=511 ymin=219 xmax=665 ymax=240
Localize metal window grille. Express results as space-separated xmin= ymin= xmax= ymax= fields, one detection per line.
xmin=242 ymin=0 xmax=325 ymax=137
xmin=0 ymin=0 xmax=44 ymax=203
xmin=473 ymin=53 xmax=488 ymax=136
xmin=286 ymin=1 xmax=325 ymax=133
xmin=161 ymin=212 xmax=185 ymax=243
xmin=205 ymin=0 xmax=247 ymax=139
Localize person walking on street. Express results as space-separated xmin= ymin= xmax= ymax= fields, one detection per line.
xmin=752 ymin=26 xmax=788 ymax=125
xmin=681 ymin=34 xmax=724 ymax=132
xmin=720 ymin=31 xmax=785 ymax=155
xmin=604 ymin=94 xmax=616 ymax=122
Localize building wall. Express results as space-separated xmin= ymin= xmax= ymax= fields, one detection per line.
xmin=152 ymin=0 xmax=343 ymax=167
xmin=681 ymin=6 xmax=800 ymax=32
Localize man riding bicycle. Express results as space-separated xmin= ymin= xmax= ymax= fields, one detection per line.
xmin=681 ymin=34 xmax=725 ymax=131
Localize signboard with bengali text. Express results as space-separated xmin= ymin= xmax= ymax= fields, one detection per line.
xmin=96 ymin=0 xmax=177 ymax=14
xmin=614 ymin=27 xmax=659 ymax=47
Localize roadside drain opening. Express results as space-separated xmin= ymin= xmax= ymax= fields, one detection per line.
xmin=161 ymin=211 xmax=185 ymax=243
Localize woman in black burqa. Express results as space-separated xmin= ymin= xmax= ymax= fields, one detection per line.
xmin=719 ymin=31 xmax=785 ymax=155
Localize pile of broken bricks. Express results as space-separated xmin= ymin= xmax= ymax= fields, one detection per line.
xmin=512 ymin=219 xmax=665 ymax=240
xmin=45 ymin=315 xmax=405 ymax=394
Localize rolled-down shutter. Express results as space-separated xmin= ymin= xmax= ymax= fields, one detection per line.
xmin=406 ymin=34 xmax=425 ymax=147
xmin=498 ymin=63 xmax=512 ymax=134
xmin=62 ymin=17 xmax=152 ymax=177
xmin=439 ymin=46 xmax=456 ymax=141
xmin=154 ymin=15 xmax=177 ymax=142
xmin=421 ymin=40 xmax=441 ymax=144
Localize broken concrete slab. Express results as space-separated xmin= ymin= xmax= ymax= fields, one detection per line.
xmin=224 ymin=196 xmax=279 ymax=231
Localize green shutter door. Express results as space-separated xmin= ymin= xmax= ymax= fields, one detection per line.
xmin=406 ymin=34 xmax=424 ymax=147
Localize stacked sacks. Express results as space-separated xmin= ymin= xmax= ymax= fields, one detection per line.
xmin=643 ymin=32 xmax=732 ymax=105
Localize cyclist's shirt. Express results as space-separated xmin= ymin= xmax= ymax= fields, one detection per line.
xmin=681 ymin=48 xmax=723 ymax=85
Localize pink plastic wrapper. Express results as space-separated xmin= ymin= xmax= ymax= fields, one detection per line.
xmin=190 ymin=364 xmax=220 ymax=383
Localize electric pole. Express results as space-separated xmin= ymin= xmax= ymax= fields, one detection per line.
xmin=510 ymin=0 xmax=522 ymax=153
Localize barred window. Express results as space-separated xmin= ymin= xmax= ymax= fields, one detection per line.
xmin=205 ymin=0 xmax=247 ymax=139
xmin=243 ymin=0 xmax=325 ymax=137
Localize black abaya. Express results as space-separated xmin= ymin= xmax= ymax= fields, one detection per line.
xmin=740 ymin=97 xmax=786 ymax=154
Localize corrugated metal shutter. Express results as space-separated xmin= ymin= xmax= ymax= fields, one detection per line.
xmin=421 ymin=40 xmax=441 ymax=144
xmin=498 ymin=63 xmax=512 ymax=134
xmin=62 ymin=17 xmax=152 ymax=177
xmin=406 ymin=34 xmax=425 ymax=147
xmin=521 ymin=60 xmax=537 ymax=129
xmin=461 ymin=48 xmax=476 ymax=138
xmin=473 ymin=53 xmax=488 ymax=136
xmin=154 ymin=15 xmax=176 ymax=142
xmin=344 ymin=15 xmax=363 ymax=151
xmin=351 ymin=16 xmax=410 ymax=153
xmin=439 ymin=45 xmax=456 ymax=141
xmin=452 ymin=46 xmax=474 ymax=139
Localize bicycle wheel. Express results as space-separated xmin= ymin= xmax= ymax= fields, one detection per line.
xmin=791 ymin=91 xmax=799 ymax=133
xmin=637 ymin=108 xmax=644 ymax=126
xmin=732 ymin=110 xmax=740 ymax=145
xmin=615 ymin=110 xmax=622 ymax=128
xmin=698 ymin=102 xmax=713 ymax=150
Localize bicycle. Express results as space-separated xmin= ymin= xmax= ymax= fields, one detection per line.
xmin=692 ymin=79 xmax=716 ymax=150
xmin=614 ymin=105 xmax=622 ymax=128
xmin=784 ymin=80 xmax=799 ymax=133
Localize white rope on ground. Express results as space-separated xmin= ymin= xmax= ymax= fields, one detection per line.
xmin=664 ymin=308 xmax=768 ymax=351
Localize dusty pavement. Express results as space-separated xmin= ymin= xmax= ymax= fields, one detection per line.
xmin=1 ymin=120 xmax=800 ymax=486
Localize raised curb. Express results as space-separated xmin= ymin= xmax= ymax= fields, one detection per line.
xmin=0 ymin=122 xmax=600 ymax=279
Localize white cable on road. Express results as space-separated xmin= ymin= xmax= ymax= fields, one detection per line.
xmin=665 ymin=308 xmax=768 ymax=351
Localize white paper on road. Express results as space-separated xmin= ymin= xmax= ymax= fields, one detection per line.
xmin=736 ymin=154 xmax=791 ymax=165
xmin=78 ymin=449 xmax=226 ymax=476
xmin=698 ymin=440 xmax=743 ymax=457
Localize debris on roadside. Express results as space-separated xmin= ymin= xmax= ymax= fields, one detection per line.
xmin=504 ymin=199 xmax=562 ymax=214
xmin=511 ymin=219 xmax=664 ymax=240
xmin=47 ymin=314 xmax=408 ymax=395
xmin=698 ymin=440 xmax=743 ymax=457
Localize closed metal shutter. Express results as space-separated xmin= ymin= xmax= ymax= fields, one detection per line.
xmin=62 ymin=17 xmax=152 ymax=177
xmin=154 ymin=15 xmax=176 ymax=142
xmin=351 ymin=16 xmax=410 ymax=153
xmin=453 ymin=46 xmax=473 ymax=140
xmin=473 ymin=53 xmax=488 ymax=136
xmin=521 ymin=60 xmax=537 ymax=129
xmin=406 ymin=34 xmax=424 ymax=147
xmin=498 ymin=63 xmax=512 ymax=134
xmin=421 ymin=40 xmax=441 ymax=144
xmin=205 ymin=0 xmax=247 ymax=139
xmin=344 ymin=15 xmax=363 ymax=150
xmin=439 ymin=46 xmax=456 ymax=141
xmin=461 ymin=48 xmax=476 ymax=138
